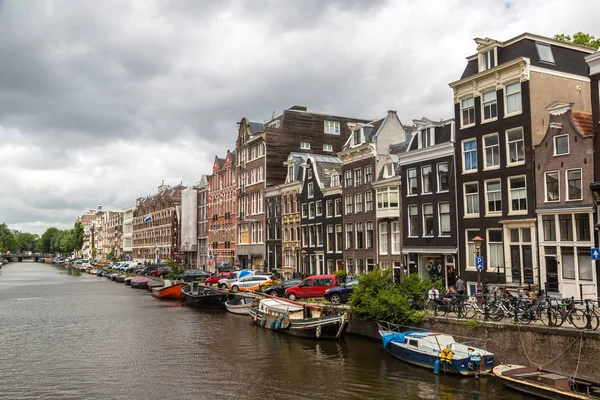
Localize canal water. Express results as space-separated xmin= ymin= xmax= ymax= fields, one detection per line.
xmin=0 ymin=262 xmax=529 ymax=400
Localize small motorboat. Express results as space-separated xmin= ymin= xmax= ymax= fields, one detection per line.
xmin=131 ymin=276 xmax=152 ymax=289
xmin=248 ymin=298 xmax=348 ymax=340
xmin=181 ymin=283 xmax=232 ymax=309
xmin=124 ymin=276 xmax=133 ymax=286
xmin=493 ymin=364 xmax=600 ymax=399
xmin=152 ymin=281 xmax=185 ymax=300
xmin=146 ymin=279 xmax=165 ymax=292
xmin=225 ymin=295 xmax=256 ymax=315
xmin=116 ymin=274 xmax=127 ymax=283
xmin=378 ymin=321 xmax=494 ymax=376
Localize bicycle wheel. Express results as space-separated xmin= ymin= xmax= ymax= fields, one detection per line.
xmin=569 ymin=309 xmax=588 ymax=329
xmin=436 ymin=303 xmax=448 ymax=317
xmin=539 ymin=307 xmax=559 ymax=327
xmin=516 ymin=308 xmax=532 ymax=324
xmin=461 ymin=304 xmax=477 ymax=319
xmin=486 ymin=304 xmax=504 ymax=321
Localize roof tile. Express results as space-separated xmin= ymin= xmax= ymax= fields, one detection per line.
xmin=572 ymin=111 xmax=594 ymax=137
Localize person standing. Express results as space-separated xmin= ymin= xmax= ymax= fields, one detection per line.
xmin=456 ymin=276 xmax=466 ymax=296
xmin=428 ymin=286 xmax=440 ymax=301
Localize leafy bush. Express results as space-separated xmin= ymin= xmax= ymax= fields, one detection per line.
xmin=334 ymin=270 xmax=347 ymax=283
xmin=165 ymin=258 xmax=186 ymax=280
xmin=349 ymin=269 xmax=443 ymax=324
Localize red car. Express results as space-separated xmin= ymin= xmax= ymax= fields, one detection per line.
xmin=284 ymin=274 xmax=342 ymax=300
xmin=150 ymin=266 xmax=170 ymax=277
xmin=204 ymin=271 xmax=233 ymax=286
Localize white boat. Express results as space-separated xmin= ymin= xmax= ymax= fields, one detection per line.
xmin=225 ymin=295 xmax=256 ymax=315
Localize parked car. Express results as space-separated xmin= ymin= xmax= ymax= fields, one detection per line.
xmin=204 ymin=271 xmax=233 ymax=286
xmin=217 ymin=270 xmax=257 ymax=288
xmin=124 ymin=262 xmax=143 ymax=272
xmin=265 ymin=279 xmax=302 ymax=297
xmin=175 ymin=269 xmax=211 ymax=282
xmin=138 ymin=265 xmax=160 ymax=276
xmin=227 ymin=275 xmax=277 ymax=292
xmin=324 ymin=280 xmax=359 ymax=304
xmin=150 ymin=266 xmax=171 ymax=277
xmin=216 ymin=262 xmax=235 ymax=272
xmin=284 ymin=274 xmax=343 ymax=300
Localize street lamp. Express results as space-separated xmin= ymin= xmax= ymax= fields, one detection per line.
xmin=473 ymin=235 xmax=484 ymax=311
xmin=301 ymin=249 xmax=307 ymax=276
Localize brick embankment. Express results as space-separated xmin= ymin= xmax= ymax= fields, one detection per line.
xmin=346 ymin=312 xmax=600 ymax=381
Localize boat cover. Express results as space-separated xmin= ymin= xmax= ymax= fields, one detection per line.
xmin=239 ymin=270 xmax=252 ymax=279
xmin=381 ymin=331 xmax=429 ymax=348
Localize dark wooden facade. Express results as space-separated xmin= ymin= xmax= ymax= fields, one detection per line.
xmin=265 ymin=187 xmax=282 ymax=273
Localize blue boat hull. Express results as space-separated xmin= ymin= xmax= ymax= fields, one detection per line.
xmin=385 ymin=341 xmax=494 ymax=376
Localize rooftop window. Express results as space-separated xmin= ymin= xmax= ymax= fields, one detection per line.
xmin=536 ymin=43 xmax=555 ymax=63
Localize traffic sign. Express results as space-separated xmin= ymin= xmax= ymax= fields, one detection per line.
xmin=591 ymin=248 xmax=600 ymax=260
xmin=475 ymin=256 xmax=484 ymax=271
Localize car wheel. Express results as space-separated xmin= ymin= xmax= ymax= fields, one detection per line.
xmin=218 ymin=284 xmax=225 ymax=289
xmin=288 ymin=293 xmax=297 ymax=301
xmin=330 ymin=294 xmax=342 ymax=304
xmin=267 ymin=291 xmax=277 ymax=297
xmin=232 ymin=286 xmax=239 ymax=292
xmin=205 ymin=282 xmax=212 ymax=286
xmin=260 ymin=285 xmax=268 ymax=293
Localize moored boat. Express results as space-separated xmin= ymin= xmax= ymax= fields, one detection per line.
xmin=378 ymin=321 xmax=494 ymax=376
xmin=116 ymin=274 xmax=126 ymax=283
xmin=146 ymin=279 xmax=165 ymax=292
xmin=248 ymin=298 xmax=347 ymax=340
xmin=131 ymin=276 xmax=152 ymax=289
xmin=225 ymin=295 xmax=256 ymax=315
xmin=181 ymin=283 xmax=232 ymax=309
xmin=124 ymin=276 xmax=133 ymax=285
xmin=493 ymin=364 xmax=600 ymax=399
xmin=152 ymin=281 xmax=185 ymax=300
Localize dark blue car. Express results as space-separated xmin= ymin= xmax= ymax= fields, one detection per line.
xmin=324 ymin=280 xmax=359 ymax=304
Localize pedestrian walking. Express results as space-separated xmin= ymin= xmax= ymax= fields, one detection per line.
xmin=456 ymin=276 xmax=466 ymax=296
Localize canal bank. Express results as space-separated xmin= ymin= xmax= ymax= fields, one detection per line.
xmin=346 ymin=313 xmax=600 ymax=381
xmin=0 ymin=261 xmax=528 ymax=400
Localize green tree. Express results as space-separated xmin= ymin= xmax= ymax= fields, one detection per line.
xmin=72 ymin=220 xmax=84 ymax=252
xmin=39 ymin=227 xmax=61 ymax=254
xmin=0 ymin=223 xmax=18 ymax=253
xmin=58 ymin=230 xmax=74 ymax=254
xmin=91 ymin=247 xmax=97 ymax=259
xmin=16 ymin=232 xmax=39 ymax=252
xmin=554 ymin=32 xmax=600 ymax=50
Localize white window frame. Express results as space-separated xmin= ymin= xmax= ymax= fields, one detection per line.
xmin=504 ymin=81 xmax=522 ymax=117
xmin=460 ymin=97 xmax=476 ymax=128
xmin=324 ymin=121 xmax=340 ymax=135
xmin=300 ymin=141 xmax=311 ymax=150
xmin=408 ymin=205 xmax=419 ymax=237
xmin=566 ymin=168 xmax=583 ymax=201
xmin=344 ymin=170 xmax=353 ymax=187
xmin=307 ymin=182 xmax=314 ymax=198
xmin=464 ymin=182 xmax=480 ymax=217
xmin=354 ymin=193 xmax=363 ymax=213
xmin=485 ymin=179 xmax=502 ymax=215
xmin=379 ymin=222 xmax=388 ymax=255
xmin=407 ymin=168 xmax=418 ymax=196
xmin=354 ymin=168 xmax=363 ymax=187
xmin=480 ymin=48 xmax=496 ymax=72
xmin=544 ymin=171 xmax=560 ymax=203
xmin=535 ymin=42 xmax=555 ymax=64
xmin=422 ymin=203 xmax=434 ymax=237
xmin=391 ymin=222 xmax=401 ymax=255
xmin=438 ymin=202 xmax=451 ymax=237
xmin=481 ymin=89 xmax=498 ymax=122
xmin=323 ymin=143 xmax=333 ymax=152
xmin=345 ymin=195 xmax=353 ymax=215
xmin=316 ymin=200 xmax=322 ymax=216
xmin=553 ymin=134 xmax=569 ymax=156
xmin=421 ymin=165 xmax=432 ymax=194
xmin=436 ymin=162 xmax=449 ymax=193
xmin=506 ymin=127 xmax=525 ymax=167
xmin=462 ymin=138 xmax=478 ymax=173
xmin=508 ymin=175 xmax=528 ymax=214
xmin=482 ymin=132 xmax=500 ymax=170
xmin=465 ymin=229 xmax=479 ymax=271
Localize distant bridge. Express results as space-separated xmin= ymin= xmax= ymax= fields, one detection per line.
xmin=1 ymin=253 xmax=53 ymax=263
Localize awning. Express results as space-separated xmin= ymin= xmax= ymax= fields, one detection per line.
xmin=401 ymin=247 xmax=457 ymax=255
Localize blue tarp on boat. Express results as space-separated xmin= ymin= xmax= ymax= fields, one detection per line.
xmin=381 ymin=331 xmax=426 ymax=348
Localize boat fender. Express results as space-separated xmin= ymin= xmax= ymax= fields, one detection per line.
xmin=270 ymin=320 xmax=276 ymax=329
xmin=261 ymin=318 xmax=267 ymax=327
xmin=253 ymin=314 xmax=258 ymax=323
xmin=425 ymin=263 xmax=433 ymax=271
xmin=440 ymin=347 xmax=453 ymax=363
xmin=433 ymin=359 xmax=440 ymax=374
xmin=316 ymin=325 xmax=322 ymax=339
xmin=276 ymin=319 xmax=282 ymax=329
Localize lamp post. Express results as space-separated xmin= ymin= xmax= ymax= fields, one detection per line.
xmin=473 ymin=235 xmax=484 ymax=310
xmin=301 ymin=249 xmax=307 ymax=277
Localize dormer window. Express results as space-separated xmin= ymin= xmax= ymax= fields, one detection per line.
xmin=287 ymin=165 xmax=294 ymax=183
xmin=536 ymin=43 xmax=555 ymax=64
xmin=384 ymin=163 xmax=394 ymax=178
xmin=268 ymin=120 xmax=281 ymax=128
xmin=419 ymin=128 xmax=434 ymax=148
xmin=324 ymin=121 xmax=340 ymax=134
xmin=480 ymin=48 xmax=496 ymax=71
xmin=353 ymin=129 xmax=362 ymax=146
xmin=330 ymin=174 xmax=340 ymax=187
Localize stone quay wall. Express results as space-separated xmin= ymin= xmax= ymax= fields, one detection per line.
xmin=346 ymin=313 xmax=600 ymax=381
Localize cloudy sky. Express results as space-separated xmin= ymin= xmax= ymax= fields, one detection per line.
xmin=1 ymin=0 xmax=598 ymax=234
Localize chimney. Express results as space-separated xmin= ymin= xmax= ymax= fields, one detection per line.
xmin=289 ymin=105 xmax=307 ymax=112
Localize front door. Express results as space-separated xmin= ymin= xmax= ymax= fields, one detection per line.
xmin=545 ymin=256 xmax=559 ymax=292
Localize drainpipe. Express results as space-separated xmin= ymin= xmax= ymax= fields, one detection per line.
xmin=452 ymin=142 xmax=460 ymax=284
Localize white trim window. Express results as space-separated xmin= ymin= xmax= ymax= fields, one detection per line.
xmin=461 ymin=97 xmax=475 ymax=127
xmin=379 ymin=222 xmax=388 ymax=255
xmin=326 ymin=200 xmax=333 ymax=217
xmin=466 ymin=230 xmax=479 ymax=270
xmin=366 ymin=221 xmax=374 ymax=249
xmin=483 ymin=133 xmax=500 ymax=169
xmin=408 ymin=205 xmax=419 ymax=237
xmin=355 ymin=222 xmax=363 ymax=249
xmin=335 ymin=198 xmax=342 ymax=216
xmin=345 ymin=223 xmax=353 ymax=250
xmin=545 ymin=171 xmax=560 ymax=202
xmin=324 ymin=121 xmax=340 ymax=135
xmin=421 ymin=165 xmax=432 ymax=194
xmin=316 ymin=200 xmax=322 ymax=216
xmin=419 ymin=128 xmax=434 ymax=148
xmin=355 ymin=193 xmax=363 ymax=213
xmin=505 ymin=82 xmax=522 ymax=116
xmin=335 ymin=224 xmax=343 ymax=252
xmin=307 ymin=182 xmax=314 ymax=198
xmin=485 ymin=179 xmax=502 ymax=214
xmin=487 ymin=229 xmax=504 ymax=272
xmin=377 ymin=188 xmax=399 ymax=210
xmin=352 ymin=129 xmax=362 ymax=146
xmin=309 ymin=202 xmax=315 ymax=219
xmin=407 ymin=168 xmax=418 ymax=195
xmin=554 ymin=135 xmax=569 ymax=156
xmin=344 ymin=170 xmax=352 ymax=187
xmin=509 ymin=176 xmax=527 ymax=213
xmin=345 ymin=195 xmax=353 ymax=215
xmin=536 ymin=43 xmax=555 ymax=64
xmin=438 ymin=202 xmax=451 ymax=236
xmin=506 ymin=127 xmax=525 ymax=165
xmin=301 ymin=203 xmax=307 ymax=218
xmin=437 ymin=162 xmax=449 ymax=192
xmin=365 ymin=191 xmax=373 ymax=212
xmin=464 ymin=182 xmax=480 ymax=216
xmin=422 ymin=203 xmax=434 ymax=237
xmin=365 ymin=165 xmax=373 ymax=183
xmin=323 ymin=143 xmax=333 ymax=152
xmin=391 ymin=222 xmax=401 ymax=254
xmin=300 ymin=141 xmax=311 ymax=150
xmin=482 ymin=90 xmax=498 ymax=121
xmin=354 ymin=168 xmax=363 ymax=186
xmin=566 ymin=169 xmax=582 ymax=201
xmin=463 ymin=139 xmax=477 ymax=172
xmin=480 ymin=48 xmax=496 ymax=71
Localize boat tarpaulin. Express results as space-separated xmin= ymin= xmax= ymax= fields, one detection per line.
xmin=381 ymin=331 xmax=427 ymax=348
